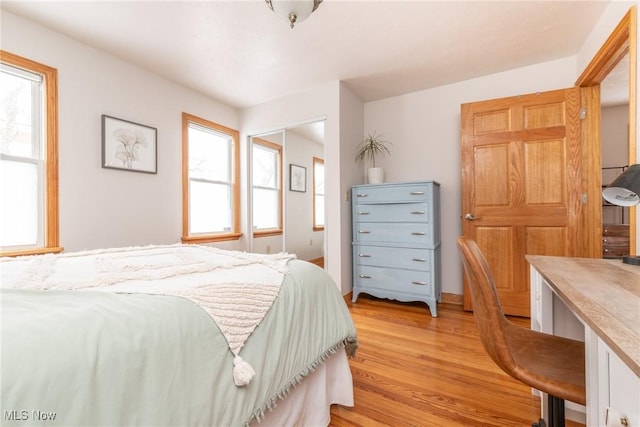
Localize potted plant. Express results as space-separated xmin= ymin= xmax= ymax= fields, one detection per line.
xmin=355 ymin=131 xmax=392 ymax=184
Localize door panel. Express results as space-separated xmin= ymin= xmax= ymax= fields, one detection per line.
xmin=524 ymin=139 xmax=566 ymax=205
xmin=461 ymin=87 xmax=582 ymax=316
xmin=475 ymin=144 xmax=509 ymax=206
xmin=525 ymin=227 xmax=567 ymax=257
xmin=524 ymin=102 xmax=566 ymax=128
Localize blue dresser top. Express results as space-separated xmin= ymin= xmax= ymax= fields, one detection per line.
xmin=352 ymin=180 xmax=440 ymax=189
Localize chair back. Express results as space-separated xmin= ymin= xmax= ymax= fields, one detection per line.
xmin=456 ymin=237 xmax=517 ymax=375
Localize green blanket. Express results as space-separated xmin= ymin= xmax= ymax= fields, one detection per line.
xmin=1 ymin=260 xmax=357 ymax=426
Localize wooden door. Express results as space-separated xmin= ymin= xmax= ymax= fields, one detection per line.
xmin=461 ymin=88 xmax=583 ymax=317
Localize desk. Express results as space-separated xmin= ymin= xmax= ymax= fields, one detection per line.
xmin=527 ymin=256 xmax=640 ymax=426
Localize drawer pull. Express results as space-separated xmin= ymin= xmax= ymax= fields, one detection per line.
xmin=359 ymin=274 xmax=372 ymax=279
xmin=357 ymin=193 xmax=368 ymax=198
xmin=411 ymin=210 xmax=425 ymax=215
xmin=411 ymin=232 xmax=426 ymax=236
xmin=357 ymin=211 xmax=370 ymax=215
xmin=412 ymin=258 xmax=426 ymax=262
xmin=410 ymin=191 xmax=425 ymax=195
xmin=412 ymin=281 xmax=427 ymax=286
xmin=358 ymin=254 xmax=371 ymax=258
xmin=358 ymin=230 xmax=371 ymax=234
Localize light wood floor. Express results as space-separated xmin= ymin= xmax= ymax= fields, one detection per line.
xmin=330 ymin=295 xmax=584 ymax=427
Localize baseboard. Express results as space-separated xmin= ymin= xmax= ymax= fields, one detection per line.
xmin=441 ymin=292 xmax=463 ymax=305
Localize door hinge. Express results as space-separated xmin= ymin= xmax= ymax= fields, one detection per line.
xmin=579 ymin=107 xmax=587 ymax=120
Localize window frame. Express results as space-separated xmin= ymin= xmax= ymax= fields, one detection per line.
xmin=312 ymin=156 xmax=325 ymax=231
xmin=181 ymin=112 xmax=241 ymax=243
xmin=0 ymin=51 xmax=60 ymax=257
xmin=251 ymin=137 xmax=283 ymax=238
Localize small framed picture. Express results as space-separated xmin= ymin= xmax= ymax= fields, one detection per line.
xmin=289 ymin=164 xmax=306 ymax=192
xmin=102 ymin=115 xmax=157 ymax=174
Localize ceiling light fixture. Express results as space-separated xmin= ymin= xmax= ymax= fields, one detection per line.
xmin=265 ymin=0 xmax=323 ymax=29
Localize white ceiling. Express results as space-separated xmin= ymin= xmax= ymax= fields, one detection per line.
xmin=1 ymin=1 xmax=627 ymax=109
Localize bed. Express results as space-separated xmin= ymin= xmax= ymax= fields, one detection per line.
xmin=0 ymin=244 xmax=357 ymax=426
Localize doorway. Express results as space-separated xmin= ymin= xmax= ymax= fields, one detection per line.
xmin=576 ymin=6 xmax=637 ymax=258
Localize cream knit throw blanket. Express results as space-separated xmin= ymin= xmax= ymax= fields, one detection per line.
xmin=2 ymin=244 xmax=296 ymax=386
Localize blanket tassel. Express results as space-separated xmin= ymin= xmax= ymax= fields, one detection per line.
xmin=233 ymin=356 xmax=255 ymax=387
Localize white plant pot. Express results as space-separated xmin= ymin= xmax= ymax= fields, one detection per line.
xmin=368 ymin=167 xmax=384 ymax=184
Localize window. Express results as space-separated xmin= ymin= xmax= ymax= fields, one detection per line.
xmin=0 ymin=51 xmax=59 ymax=256
xmin=182 ymin=113 xmax=240 ymax=243
xmin=313 ymin=157 xmax=324 ymax=230
xmin=252 ymin=138 xmax=282 ymax=236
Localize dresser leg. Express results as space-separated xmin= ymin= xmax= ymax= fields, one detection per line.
xmin=427 ymin=302 xmax=437 ymax=317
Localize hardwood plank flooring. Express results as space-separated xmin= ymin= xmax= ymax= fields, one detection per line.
xmin=330 ymin=295 xmax=584 ymax=427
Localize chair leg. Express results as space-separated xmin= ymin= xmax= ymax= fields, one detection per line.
xmin=532 ymin=418 xmax=546 ymax=427
xmin=547 ymin=394 xmax=565 ymax=427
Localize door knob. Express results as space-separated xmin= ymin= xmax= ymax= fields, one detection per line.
xmin=465 ymin=213 xmax=478 ymax=221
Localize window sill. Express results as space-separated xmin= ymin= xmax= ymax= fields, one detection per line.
xmin=313 ymin=226 xmax=325 ymax=232
xmin=182 ymin=233 xmax=243 ymax=244
xmin=1 ymin=246 xmax=64 ymax=258
xmin=253 ymin=230 xmax=283 ymax=238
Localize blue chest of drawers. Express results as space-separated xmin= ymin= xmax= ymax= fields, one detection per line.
xmin=351 ymin=181 xmax=441 ymax=317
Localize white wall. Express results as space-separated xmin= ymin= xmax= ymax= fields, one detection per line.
xmin=363 ymin=57 xmax=578 ymax=296
xmin=1 ymin=11 xmax=241 ymax=252
xmin=338 ymin=83 xmax=366 ymax=294
xmin=602 ymin=104 xmax=631 ymax=169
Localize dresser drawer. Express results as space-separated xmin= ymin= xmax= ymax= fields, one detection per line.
xmin=353 ymin=202 xmax=431 ymax=223
xmin=354 ymin=265 xmax=433 ymax=297
xmin=603 ymin=224 xmax=630 ymax=237
xmin=353 ymin=222 xmax=433 ymax=247
xmin=352 ymin=183 xmax=434 ymax=204
xmin=603 ymin=235 xmax=630 ymax=258
xmin=354 ymin=245 xmax=433 ymax=271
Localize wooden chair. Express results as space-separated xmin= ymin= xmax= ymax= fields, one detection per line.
xmin=456 ymin=237 xmax=586 ymax=427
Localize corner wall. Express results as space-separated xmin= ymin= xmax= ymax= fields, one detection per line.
xmin=1 ymin=11 xmax=240 ymax=252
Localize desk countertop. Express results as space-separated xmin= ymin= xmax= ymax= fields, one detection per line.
xmin=526 ymin=255 xmax=640 ymax=377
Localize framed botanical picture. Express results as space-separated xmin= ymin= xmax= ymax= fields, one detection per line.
xmin=102 ymin=115 xmax=157 ymax=174
xmin=289 ymin=164 xmax=306 ymax=192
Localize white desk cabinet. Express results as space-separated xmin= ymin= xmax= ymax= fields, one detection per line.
xmin=351 ymin=181 xmax=441 ymax=317
xmin=528 ymin=256 xmax=640 ymax=426
xmin=593 ymin=336 xmax=640 ymax=427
